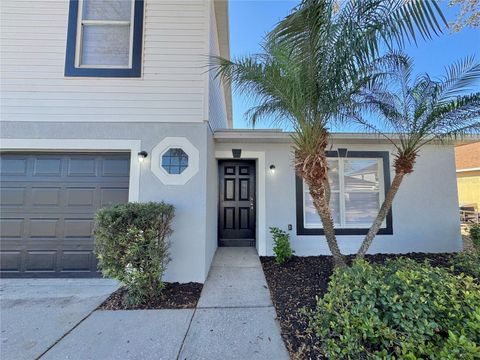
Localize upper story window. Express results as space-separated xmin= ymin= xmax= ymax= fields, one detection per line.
xmin=296 ymin=151 xmax=393 ymax=236
xmin=65 ymin=0 xmax=144 ymax=77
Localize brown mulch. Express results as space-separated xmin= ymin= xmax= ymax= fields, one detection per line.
xmin=98 ymin=282 xmax=203 ymax=310
xmin=260 ymin=253 xmax=456 ymax=360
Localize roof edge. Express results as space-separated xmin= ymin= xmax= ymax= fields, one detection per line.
xmin=214 ymin=130 xmax=480 ymax=145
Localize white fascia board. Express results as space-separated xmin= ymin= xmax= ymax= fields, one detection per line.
xmin=214 ymin=130 xmax=480 ymax=145
xmin=456 ymin=167 xmax=480 ymax=173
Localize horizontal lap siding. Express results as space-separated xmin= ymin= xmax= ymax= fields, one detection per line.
xmin=208 ymin=1 xmax=228 ymax=130
xmin=1 ymin=0 xmax=208 ymax=123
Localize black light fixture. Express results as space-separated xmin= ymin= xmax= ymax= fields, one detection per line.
xmin=269 ymin=164 xmax=276 ymax=174
xmin=137 ymin=150 xmax=148 ymax=162
xmin=232 ymin=149 xmax=242 ymax=159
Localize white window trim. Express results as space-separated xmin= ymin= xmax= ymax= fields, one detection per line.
xmin=303 ymin=157 xmax=386 ymax=229
xmin=75 ymin=0 xmax=135 ymax=69
xmin=151 ymin=137 xmax=199 ymax=186
xmin=0 ymin=138 xmax=141 ymax=202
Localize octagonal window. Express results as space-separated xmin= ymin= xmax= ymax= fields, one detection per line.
xmin=162 ymin=148 xmax=189 ymax=174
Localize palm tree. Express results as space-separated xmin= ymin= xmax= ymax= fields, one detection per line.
xmin=353 ymin=55 xmax=480 ymax=258
xmin=213 ymin=0 xmax=447 ymax=267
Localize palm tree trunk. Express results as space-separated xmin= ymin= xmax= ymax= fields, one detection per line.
xmin=300 ymin=157 xmax=346 ymax=267
xmin=294 ymin=128 xmax=345 ymax=267
xmin=310 ymin=181 xmax=346 ymax=267
xmin=356 ymin=171 xmax=405 ymax=258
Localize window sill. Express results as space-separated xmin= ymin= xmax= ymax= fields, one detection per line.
xmin=64 ymin=67 xmax=142 ymax=78
xmin=297 ymin=227 xmax=393 ymax=236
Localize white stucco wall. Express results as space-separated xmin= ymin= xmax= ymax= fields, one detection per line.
xmin=205 ymin=130 xmax=219 ymax=275
xmin=1 ymin=120 xmax=462 ymax=281
xmin=1 ymin=121 xmax=214 ymax=283
xmin=215 ymin=140 xmax=462 ymax=256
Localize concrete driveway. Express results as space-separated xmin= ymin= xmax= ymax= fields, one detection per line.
xmin=0 ymin=279 xmax=118 ymax=360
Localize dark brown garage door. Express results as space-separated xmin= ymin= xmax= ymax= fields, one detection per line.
xmin=0 ymin=152 xmax=130 ymax=277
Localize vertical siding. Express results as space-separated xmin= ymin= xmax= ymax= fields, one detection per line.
xmin=0 ymin=0 xmax=216 ymax=123
xmin=207 ymin=1 xmax=228 ymax=130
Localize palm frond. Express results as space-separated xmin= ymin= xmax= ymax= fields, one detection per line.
xmin=358 ymin=55 xmax=480 ymax=155
xmin=436 ymin=56 xmax=480 ymax=103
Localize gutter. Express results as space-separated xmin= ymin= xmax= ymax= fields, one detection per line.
xmin=456 ymin=167 xmax=480 ymax=173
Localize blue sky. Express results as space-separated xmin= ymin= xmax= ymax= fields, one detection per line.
xmin=228 ymin=0 xmax=480 ymax=130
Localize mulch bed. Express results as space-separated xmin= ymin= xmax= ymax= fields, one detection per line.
xmin=260 ymin=253 xmax=455 ymax=360
xmin=98 ymin=282 xmax=203 ymax=310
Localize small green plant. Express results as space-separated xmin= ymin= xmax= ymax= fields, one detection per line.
xmin=94 ymin=202 xmax=174 ymax=306
xmin=451 ymin=251 xmax=480 ymax=280
xmin=469 ymin=224 xmax=480 ymax=251
xmin=308 ymin=258 xmax=480 ymax=359
xmin=270 ymin=227 xmax=294 ymax=264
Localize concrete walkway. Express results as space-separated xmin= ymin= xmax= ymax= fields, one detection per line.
xmin=178 ymin=247 xmax=289 ymax=359
xmin=7 ymin=248 xmax=288 ymax=360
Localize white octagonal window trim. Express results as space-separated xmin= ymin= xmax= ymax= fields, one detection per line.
xmin=151 ymin=137 xmax=199 ymax=185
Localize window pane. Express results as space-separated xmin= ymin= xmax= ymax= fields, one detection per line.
xmin=345 ymin=192 xmax=379 ymax=225
xmin=327 ymin=159 xmax=339 ymax=191
xmin=83 ymin=0 xmax=132 ymax=21
xmin=344 ymin=159 xmax=379 ymax=192
xmin=81 ymin=25 xmax=130 ymax=66
xmin=304 ymin=187 xmax=340 ymax=227
xmin=161 ymin=148 xmax=189 ymax=175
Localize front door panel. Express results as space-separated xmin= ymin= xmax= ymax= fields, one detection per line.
xmin=218 ymin=160 xmax=256 ymax=246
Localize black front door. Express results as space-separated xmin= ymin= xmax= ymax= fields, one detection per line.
xmin=218 ymin=160 xmax=256 ymax=247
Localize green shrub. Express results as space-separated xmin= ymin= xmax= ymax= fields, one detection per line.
xmin=270 ymin=227 xmax=294 ymax=264
xmin=451 ymin=251 xmax=480 ymax=280
xmin=308 ymin=258 xmax=480 ymax=359
xmin=469 ymin=224 xmax=480 ymax=251
xmin=94 ymin=202 xmax=174 ymax=306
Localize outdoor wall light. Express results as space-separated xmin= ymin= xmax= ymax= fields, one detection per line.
xmin=138 ymin=151 xmax=148 ymax=162
xmin=269 ymin=164 xmax=276 ymax=174
xmin=232 ymin=149 xmax=242 ymax=159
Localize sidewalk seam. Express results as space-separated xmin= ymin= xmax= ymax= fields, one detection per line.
xmin=35 ymin=305 xmax=98 ymax=359
xmin=196 ymin=305 xmax=273 ymax=309
xmin=176 ymin=308 xmax=196 ymax=360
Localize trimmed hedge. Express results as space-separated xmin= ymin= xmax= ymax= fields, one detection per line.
xmin=94 ymin=202 xmax=174 ymax=306
xmin=308 ymin=258 xmax=480 ymax=359
xmin=452 ymin=251 xmax=480 ymax=280
xmin=469 ymin=224 xmax=480 ymax=251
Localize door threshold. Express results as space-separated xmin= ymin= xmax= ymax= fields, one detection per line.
xmin=219 ymin=239 xmax=256 ymax=247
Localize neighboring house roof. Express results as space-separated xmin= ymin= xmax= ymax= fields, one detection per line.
xmin=455 ymin=142 xmax=480 ymax=171
xmin=344 ymin=176 xmax=378 ymax=190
